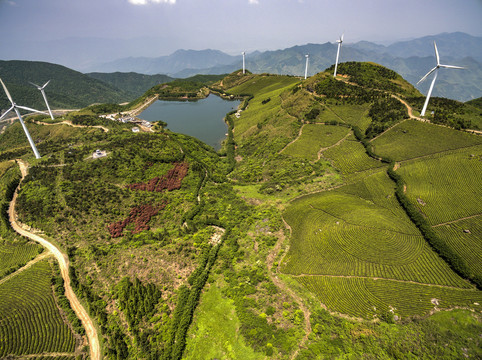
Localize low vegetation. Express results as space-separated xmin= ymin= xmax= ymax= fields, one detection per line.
xmin=1 ymin=64 xmax=481 ymax=359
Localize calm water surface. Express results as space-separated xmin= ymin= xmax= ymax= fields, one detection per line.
xmin=139 ymin=95 xmax=240 ymax=150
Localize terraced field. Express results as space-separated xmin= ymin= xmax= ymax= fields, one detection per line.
xmin=228 ymin=76 xmax=300 ymax=139
xmin=282 ymin=124 xmax=350 ymax=160
xmin=228 ymin=75 xmax=298 ymax=98
xmin=322 ymin=137 xmax=382 ymax=174
xmin=433 ymin=217 xmax=482 ymax=278
xmin=0 ymin=260 xmax=77 ymax=357
xmin=282 ymin=189 xmax=468 ymax=287
xmin=297 ymin=276 xmax=482 ymax=319
xmin=371 ymin=120 xmax=482 ymax=161
xmin=398 ymin=147 xmax=482 ymax=225
xmin=282 ymin=169 xmax=479 ymax=317
xmin=0 ymin=240 xmax=42 ymax=278
xmin=324 ymin=103 xmax=371 ymax=130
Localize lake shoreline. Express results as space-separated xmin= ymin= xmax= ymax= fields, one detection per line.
xmin=138 ymin=94 xmax=240 ymax=151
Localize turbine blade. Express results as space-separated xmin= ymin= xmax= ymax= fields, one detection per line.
xmin=434 ymin=41 xmax=440 ymax=65
xmin=439 ymin=64 xmax=465 ymax=70
xmin=341 ymin=33 xmax=344 ymax=42
xmin=29 ymin=81 xmax=41 ymax=89
xmin=0 ymin=78 xmax=15 ymax=105
xmin=417 ymin=66 xmax=437 ymax=84
xmin=42 ymin=80 xmax=51 ymax=89
xmin=0 ymin=105 xmax=15 ymax=121
xmin=16 ymin=105 xmax=47 ymax=115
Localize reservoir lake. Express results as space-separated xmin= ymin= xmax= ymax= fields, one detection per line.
xmin=139 ymin=95 xmax=240 ymax=150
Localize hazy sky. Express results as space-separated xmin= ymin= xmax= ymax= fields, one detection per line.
xmin=1 ymin=0 xmax=481 ymax=55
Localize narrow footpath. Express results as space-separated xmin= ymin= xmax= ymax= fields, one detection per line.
xmin=9 ymin=159 xmax=100 ymax=360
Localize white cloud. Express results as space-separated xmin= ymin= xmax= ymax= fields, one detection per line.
xmin=248 ymin=0 xmax=259 ymax=4
xmin=0 ymin=0 xmax=17 ymax=5
xmin=128 ymin=0 xmax=176 ymax=5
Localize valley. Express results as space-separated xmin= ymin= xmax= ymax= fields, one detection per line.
xmin=0 ymin=63 xmax=481 ymax=359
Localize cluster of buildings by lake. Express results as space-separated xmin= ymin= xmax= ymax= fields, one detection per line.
xmin=99 ymin=113 xmax=152 ymax=129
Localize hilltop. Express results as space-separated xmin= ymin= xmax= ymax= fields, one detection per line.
xmin=0 ymin=60 xmax=130 ymax=111
xmin=0 ymin=63 xmax=480 ymax=360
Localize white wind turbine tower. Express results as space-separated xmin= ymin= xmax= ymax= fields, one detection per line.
xmin=0 ymin=78 xmax=46 ymax=159
xmin=30 ymin=80 xmax=54 ymax=120
xmin=304 ymin=54 xmax=309 ymax=80
xmin=417 ymin=41 xmax=465 ymax=116
xmin=333 ymin=33 xmax=344 ymax=77
xmin=242 ymin=51 xmax=246 ymax=74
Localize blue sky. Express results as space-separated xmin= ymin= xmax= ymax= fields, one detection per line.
xmin=1 ymin=0 xmax=481 ymax=56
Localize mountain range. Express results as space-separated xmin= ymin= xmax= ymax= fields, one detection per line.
xmin=88 ymin=32 xmax=482 ymax=102
xmin=1 ymin=33 xmax=481 ymax=108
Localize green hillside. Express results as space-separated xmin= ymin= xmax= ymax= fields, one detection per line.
xmin=86 ymin=71 xmax=175 ymax=98
xmin=0 ymin=63 xmax=481 ymax=360
xmin=86 ymin=72 xmax=227 ymax=99
xmin=0 ymin=60 xmax=130 ymax=111
xmin=466 ymin=96 xmax=482 ymax=109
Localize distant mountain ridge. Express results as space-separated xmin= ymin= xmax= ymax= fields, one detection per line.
xmin=92 ymin=49 xmax=240 ymax=75
xmin=2 ymin=33 xmax=481 ymax=105
xmin=85 ymin=32 xmax=481 ymax=102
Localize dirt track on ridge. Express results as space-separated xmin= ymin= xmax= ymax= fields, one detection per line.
xmin=9 ymin=159 xmax=100 ymax=360
xmin=33 ymin=119 xmax=109 ymax=133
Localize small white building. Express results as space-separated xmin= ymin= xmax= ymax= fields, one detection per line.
xmin=92 ymin=149 xmax=107 ymax=159
xmin=132 ymin=127 xmax=140 ymax=133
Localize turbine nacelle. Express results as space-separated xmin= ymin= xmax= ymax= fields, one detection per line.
xmin=29 ymin=79 xmax=54 ymax=120
xmin=29 ymin=80 xmax=51 ymax=90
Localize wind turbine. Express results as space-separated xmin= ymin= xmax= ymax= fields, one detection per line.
xmin=30 ymin=80 xmax=54 ymax=120
xmin=242 ymin=51 xmax=246 ymax=74
xmin=304 ymin=54 xmax=309 ymax=80
xmin=417 ymin=41 xmax=465 ymax=116
xmin=333 ymin=33 xmax=344 ymax=77
xmin=0 ymin=78 xmax=45 ymax=159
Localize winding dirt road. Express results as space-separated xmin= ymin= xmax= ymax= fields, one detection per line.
xmin=9 ymin=159 xmax=100 ymax=360
xmin=33 ymin=119 xmax=109 ymax=133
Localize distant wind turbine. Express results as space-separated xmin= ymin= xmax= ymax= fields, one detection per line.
xmin=242 ymin=51 xmax=246 ymax=74
xmin=333 ymin=33 xmax=344 ymax=77
xmin=30 ymin=80 xmax=54 ymax=120
xmin=0 ymin=78 xmax=46 ymax=159
xmin=304 ymin=54 xmax=309 ymax=80
xmin=417 ymin=41 xmax=465 ymax=116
